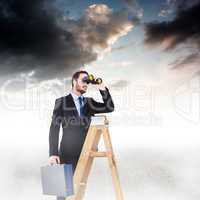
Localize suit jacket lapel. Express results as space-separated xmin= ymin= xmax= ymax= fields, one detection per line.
xmin=82 ymin=97 xmax=89 ymax=117
xmin=63 ymin=93 xmax=89 ymax=118
xmin=63 ymin=94 xmax=79 ymax=117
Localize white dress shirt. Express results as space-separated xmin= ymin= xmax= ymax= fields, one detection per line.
xmin=70 ymin=90 xmax=84 ymax=116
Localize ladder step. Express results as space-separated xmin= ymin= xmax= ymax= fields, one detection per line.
xmin=79 ymin=182 xmax=86 ymax=186
xmin=90 ymin=151 xmax=112 ymax=157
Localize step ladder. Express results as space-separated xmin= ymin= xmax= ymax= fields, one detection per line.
xmin=66 ymin=115 xmax=124 ymax=200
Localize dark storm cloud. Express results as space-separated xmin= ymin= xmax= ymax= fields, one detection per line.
xmin=0 ymin=1 xmax=138 ymax=81
xmin=169 ymin=52 xmax=200 ymax=69
xmin=0 ymin=0 xmax=98 ymax=81
xmin=145 ymin=1 xmax=200 ymax=50
xmin=158 ymin=0 xmax=200 ymax=18
xmin=144 ymin=0 xmax=200 ymax=69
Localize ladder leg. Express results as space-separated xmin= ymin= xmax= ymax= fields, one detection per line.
xmin=73 ymin=126 xmax=96 ymax=186
xmin=102 ymin=127 xmax=124 ymax=200
xmin=74 ymin=155 xmax=94 ymax=200
xmin=73 ymin=127 xmax=102 ymax=200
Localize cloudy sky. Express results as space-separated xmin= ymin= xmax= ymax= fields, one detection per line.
xmin=1 ymin=0 xmax=200 ymax=200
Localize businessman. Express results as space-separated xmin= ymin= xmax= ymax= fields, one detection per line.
xmin=48 ymin=70 xmax=114 ymax=173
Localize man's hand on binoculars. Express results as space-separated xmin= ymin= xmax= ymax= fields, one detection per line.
xmin=96 ymin=82 xmax=106 ymax=90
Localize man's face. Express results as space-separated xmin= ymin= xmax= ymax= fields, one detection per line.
xmin=74 ymin=73 xmax=88 ymax=94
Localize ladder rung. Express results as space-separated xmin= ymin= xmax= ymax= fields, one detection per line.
xmin=90 ymin=151 xmax=112 ymax=157
xmin=79 ymin=182 xmax=86 ymax=186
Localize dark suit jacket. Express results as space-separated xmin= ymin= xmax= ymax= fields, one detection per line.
xmin=49 ymin=87 xmax=114 ymax=163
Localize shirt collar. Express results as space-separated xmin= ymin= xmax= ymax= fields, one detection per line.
xmin=70 ymin=90 xmax=83 ymax=101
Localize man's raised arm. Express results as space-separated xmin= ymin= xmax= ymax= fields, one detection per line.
xmin=88 ymin=85 xmax=115 ymax=115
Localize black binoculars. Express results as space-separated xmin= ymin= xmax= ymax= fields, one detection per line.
xmin=82 ymin=74 xmax=102 ymax=85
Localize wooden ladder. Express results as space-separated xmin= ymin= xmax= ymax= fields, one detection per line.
xmin=66 ymin=115 xmax=124 ymax=200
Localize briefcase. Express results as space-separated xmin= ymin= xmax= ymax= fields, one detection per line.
xmin=40 ymin=164 xmax=74 ymax=197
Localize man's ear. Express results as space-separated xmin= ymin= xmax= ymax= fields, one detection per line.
xmin=73 ymin=79 xmax=77 ymax=87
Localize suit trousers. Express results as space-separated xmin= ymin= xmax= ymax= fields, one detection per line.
xmin=56 ymin=157 xmax=79 ymax=200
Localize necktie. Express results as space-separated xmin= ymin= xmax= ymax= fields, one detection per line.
xmin=78 ymin=96 xmax=84 ymax=117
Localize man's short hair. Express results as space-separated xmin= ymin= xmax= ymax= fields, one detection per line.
xmin=71 ymin=70 xmax=89 ymax=88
